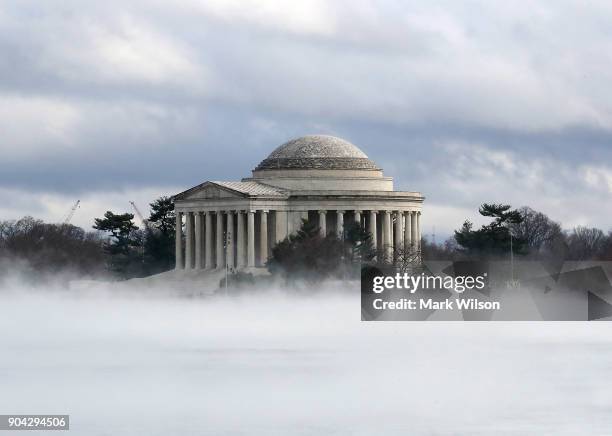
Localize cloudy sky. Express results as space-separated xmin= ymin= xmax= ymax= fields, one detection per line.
xmin=1 ymin=0 xmax=612 ymax=240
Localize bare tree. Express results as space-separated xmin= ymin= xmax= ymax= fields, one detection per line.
xmin=371 ymin=243 xmax=422 ymax=274
xmin=566 ymin=226 xmax=606 ymax=260
xmin=0 ymin=217 xmax=106 ymax=281
xmin=394 ymin=244 xmax=423 ymax=274
xmin=514 ymin=207 xmax=563 ymax=254
xmin=601 ymin=231 xmax=612 ymax=261
xmin=421 ymin=237 xmax=460 ymax=261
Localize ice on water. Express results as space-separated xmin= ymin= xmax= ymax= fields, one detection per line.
xmin=0 ymin=285 xmax=610 ymax=435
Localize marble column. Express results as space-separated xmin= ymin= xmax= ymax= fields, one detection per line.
xmin=175 ymin=212 xmax=183 ymax=270
xmin=354 ymin=210 xmax=362 ymax=228
xmin=260 ymin=210 xmax=268 ymax=266
xmin=205 ymin=212 xmax=213 ymax=269
xmin=319 ymin=210 xmax=327 ymax=237
xmin=227 ymin=211 xmax=234 ymax=269
xmin=185 ymin=212 xmax=194 ymax=270
xmin=194 ymin=212 xmax=202 ymax=269
xmin=336 ymin=210 xmax=344 ymax=238
xmin=416 ymin=211 xmax=422 ymax=248
xmin=200 ymin=212 xmax=206 ymax=267
xmin=369 ymin=211 xmax=377 ymax=250
xmin=394 ymin=211 xmax=402 ymax=252
xmin=411 ymin=211 xmax=418 ymax=247
xmin=237 ymin=211 xmax=246 ymax=268
xmin=216 ymin=211 xmax=225 ymax=269
xmin=383 ymin=210 xmax=392 ymax=260
xmin=404 ymin=211 xmax=412 ymax=248
xmin=247 ymin=210 xmax=255 ymax=267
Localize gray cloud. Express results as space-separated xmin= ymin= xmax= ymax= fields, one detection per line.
xmin=1 ymin=0 xmax=611 ymax=236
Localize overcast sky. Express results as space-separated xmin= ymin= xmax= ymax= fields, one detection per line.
xmin=1 ymin=0 xmax=612 ymax=239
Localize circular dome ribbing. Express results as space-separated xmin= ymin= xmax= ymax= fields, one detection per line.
xmin=255 ymin=135 xmax=380 ymax=171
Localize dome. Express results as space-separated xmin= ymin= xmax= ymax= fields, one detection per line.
xmin=254 ymin=135 xmax=381 ymax=171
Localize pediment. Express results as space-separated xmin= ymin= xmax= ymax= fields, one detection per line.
xmin=182 ymin=183 xmax=244 ymax=200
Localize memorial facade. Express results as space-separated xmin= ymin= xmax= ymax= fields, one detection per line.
xmin=173 ymin=135 xmax=424 ymax=270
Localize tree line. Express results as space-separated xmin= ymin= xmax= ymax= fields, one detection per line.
xmin=1 ymin=200 xmax=610 ymax=284
xmin=0 ymin=217 xmax=106 ymax=283
xmin=239 ymin=203 xmax=612 ymax=286
xmin=423 ymin=204 xmax=612 ymax=262
xmin=0 ymin=196 xmax=175 ymax=283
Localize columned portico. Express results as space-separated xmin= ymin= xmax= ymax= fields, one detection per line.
xmin=174 ymin=209 xmax=422 ymax=271
xmin=175 ymin=207 xmax=423 ymax=271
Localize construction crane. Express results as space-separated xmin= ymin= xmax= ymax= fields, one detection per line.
xmin=129 ymin=201 xmax=152 ymax=232
xmin=63 ymin=200 xmax=80 ymax=224
xmin=129 ymin=201 xmax=149 ymax=264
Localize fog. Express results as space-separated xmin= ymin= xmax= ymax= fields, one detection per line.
xmin=1 ymin=280 xmax=611 ymax=435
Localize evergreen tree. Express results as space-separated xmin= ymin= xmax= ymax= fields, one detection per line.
xmin=268 ymin=218 xmax=378 ymax=283
xmin=454 ymin=203 xmax=525 ymax=258
xmin=93 ymin=211 xmax=142 ymax=278
xmin=148 ymin=196 xmax=175 ymax=235
xmin=344 ymin=221 xmax=375 ymax=262
xmin=144 ymin=196 xmax=175 ymax=272
xmin=267 ymin=219 xmax=345 ymax=282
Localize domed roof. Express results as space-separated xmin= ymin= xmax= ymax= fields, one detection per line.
xmin=255 ymin=135 xmax=380 ymax=171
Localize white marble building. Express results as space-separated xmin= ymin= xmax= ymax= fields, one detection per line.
xmin=173 ymin=135 xmax=424 ymax=270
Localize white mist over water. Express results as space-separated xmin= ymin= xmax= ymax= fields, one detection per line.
xmin=1 ymin=283 xmax=611 ymax=435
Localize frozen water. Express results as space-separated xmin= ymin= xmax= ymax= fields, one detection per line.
xmin=0 ymin=287 xmax=611 ymax=435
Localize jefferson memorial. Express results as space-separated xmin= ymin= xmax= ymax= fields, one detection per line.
xmin=173 ymin=135 xmax=424 ymax=270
